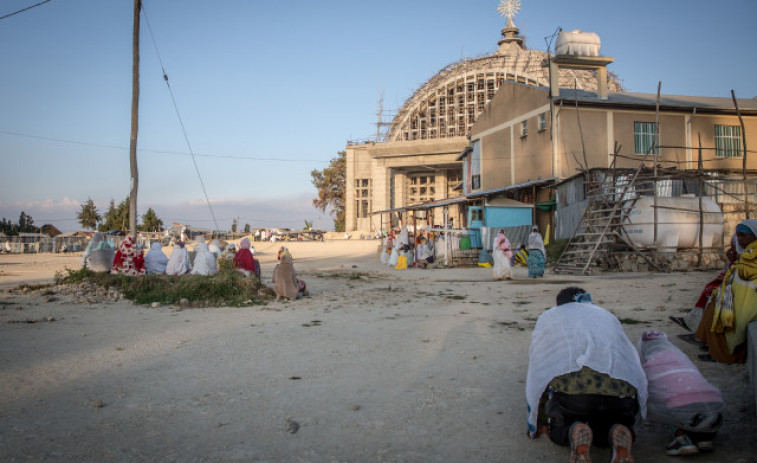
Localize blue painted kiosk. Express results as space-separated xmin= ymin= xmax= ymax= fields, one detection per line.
xmin=467 ymin=197 xmax=534 ymax=249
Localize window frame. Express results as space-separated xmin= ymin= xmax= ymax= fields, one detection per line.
xmin=633 ymin=121 xmax=659 ymax=155
xmin=714 ymin=124 xmax=742 ymax=158
xmin=538 ymin=113 xmax=547 ymax=131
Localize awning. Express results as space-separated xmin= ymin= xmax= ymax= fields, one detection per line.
xmin=371 ymin=196 xmax=469 ymax=215
xmin=466 ymin=177 xmax=558 ymax=198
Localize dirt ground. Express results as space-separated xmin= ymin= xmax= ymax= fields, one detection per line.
xmin=1 ymin=241 xmax=756 ymax=463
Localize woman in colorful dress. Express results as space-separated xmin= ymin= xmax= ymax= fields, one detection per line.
xmin=492 ymin=229 xmax=513 ymax=280
xmin=111 ymin=236 xmax=145 ymax=276
xmin=695 ymin=219 xmax=757 ymax=364
xmin=528 ymin=226 xmax=546 ymax=278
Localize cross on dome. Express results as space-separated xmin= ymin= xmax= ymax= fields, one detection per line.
xmin=497 ymin=0 xmax=521 ymax=23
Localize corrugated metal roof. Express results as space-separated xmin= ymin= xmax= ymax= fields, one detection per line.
xmin=466 ymin=177 xmax=558 ymax=198
xmin=556 ymin=89 xmax=757 ymax=113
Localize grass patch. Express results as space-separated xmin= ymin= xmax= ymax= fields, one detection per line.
xmin=512 ymin=301 xmax=532 ymax=306
xmin=444 ymin=295 xmax=466 ymax=300
xmin=618 ymin=317 xmax=644 ymax=325
xmin=56 ymin=267 xmax=273 ymax=306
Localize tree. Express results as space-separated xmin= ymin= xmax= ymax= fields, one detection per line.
xmin=77 ymin=198 xmax=101 ymax=230
xmin=311 ymin=151 xmax=346 ymax=232
xmin=243 ymin=223 xmax=250 ymax=233
xmin=303 ymin=220 xmax=313 ymax=231
xmin=231 ymin=219 xmax=238 ymax=233
xmin=140 ymin=208 xmax=164 ymax=232
xmin=99 ymin=198 xmax=130 ymax=232
xmin=18 ymin=211 xmax=39 ymax=233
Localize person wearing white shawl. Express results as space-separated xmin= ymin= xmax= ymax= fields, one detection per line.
xmin=81 ymin=231 xmax=115 ymax=273
xmin=166 ymin=241 xmax=191 ymax=275
xmin=527 ymin=226 xmax=547 ymax=278
xmin=208 ymin=239 xmax=222 ymax=259
xmin=191 ymin=242 xmax=218 ymax=275
xmin=144 ymin=242 xmax=169 ymax=275
xmin=526 ymin=287 xmax=646 ymax=463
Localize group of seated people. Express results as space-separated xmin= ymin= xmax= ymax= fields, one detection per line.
xmin=381 ymin=226 xmax=435 ymax=269
xmin=81 ymin=234 xmax=307 ymax=300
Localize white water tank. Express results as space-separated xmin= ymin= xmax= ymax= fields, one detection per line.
xmin=624 ymin=196 xmax=724 ymax=252
xmin=555 ymin=30 xmax=601 ymax=57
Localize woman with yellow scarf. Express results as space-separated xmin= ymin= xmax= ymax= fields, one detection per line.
xmin=696 ymin=219 xmax=757 ymax=363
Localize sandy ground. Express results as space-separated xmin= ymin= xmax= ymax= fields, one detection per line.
xmin=1 ymin=241 xmax=756 ymax=463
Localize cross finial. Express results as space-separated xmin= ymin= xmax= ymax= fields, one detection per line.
xmin=497 ymin=0 xmax=521 ymax=23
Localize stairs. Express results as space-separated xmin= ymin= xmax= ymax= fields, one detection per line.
xmin=554 ymin=161 xmax=661 ymax=274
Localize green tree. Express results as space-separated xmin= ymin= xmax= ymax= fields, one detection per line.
xmin=311 ymin=151 xmax=345 ymax=232
xmin=140 ymin=208 xmax=164 ymax=232
xmin=231 ymin=219 xmax=238 ymax=233
xmin=18 ymin=211 xmax=39 ymax=233
xmin=77 ymin=198 xmax=101 ymax=230
xmin=99 ymin=198 xmax=130 ymax=232
xmin=243 ymin=223 xmax=251 ymax=233
xmin=303 ymin=220 xmax=313 ymax=231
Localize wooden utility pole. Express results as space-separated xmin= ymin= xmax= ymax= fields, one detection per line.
xmin=129 ymin=0 xmax=141 ymax=239
xmin=731 ymin=90 xmax=750 ymax=219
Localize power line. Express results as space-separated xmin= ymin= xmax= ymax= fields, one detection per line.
xmin=0 ymin=130 xmax=329 ymax=163
xmin=0 ymin=0 xmax=52 ymax=21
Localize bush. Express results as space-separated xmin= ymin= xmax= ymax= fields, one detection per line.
xmin=57 ymin=268 xmax=273 ymax=306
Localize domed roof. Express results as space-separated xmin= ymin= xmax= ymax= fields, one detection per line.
xmin=388 ymin=21 xmax=621 ymax=142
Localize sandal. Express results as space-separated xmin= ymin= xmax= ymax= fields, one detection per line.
xmin=668 ymin=316 xmax=690 ymax=331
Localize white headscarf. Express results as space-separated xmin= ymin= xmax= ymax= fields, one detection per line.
xmin=528 ymin=227 xmax=546 ymax=255
xmin=209 ymin=239 xmax=222 ymax=258
xmin=191 ymin=242 xmax=217 ymax=275
xmin=144 ymin=242 xmax=169 ymax=275
xmin=166 ymin=243 xmax=191 ymax=275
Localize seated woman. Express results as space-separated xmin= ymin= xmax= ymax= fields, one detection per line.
xmin=111 ymin=236 xmax=145 ymax=276
xmin=166 ymin=241 xmax=192 ymax=275
xmin=696 ymin=219 xmax=757 ymax=364
xmin=82 ymin=231 xmax=115 ymax=273
xmin=671 ymin=234 xmax=740 ymax=332
xmin=272 ymin=253 xmax=307 ymax=300
xmin=416 ymin=237 xmax=434 ymax=269
xmin=233 ymin=238 xmax=260 ymax=278
xmin=191 ymin=242 xmax=218 ymax=276
xmin=144 ymin=242 xmax=169 ymax=275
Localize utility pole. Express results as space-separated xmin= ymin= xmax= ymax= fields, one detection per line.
xmin=129 ymin=0 xmax=141 ymax=239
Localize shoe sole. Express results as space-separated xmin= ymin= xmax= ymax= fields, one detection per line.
xmin=610 ymin=425 xmax=634 ymax=463
xmin=666 ymin=446 xmax=699 ymax=456
xmin=569 ymin=423 xmax=592 ymax=463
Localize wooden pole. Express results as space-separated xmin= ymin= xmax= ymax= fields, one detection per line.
xmin=653 ymin=82 xmax=661 ymax=257
xmin=698 ymin=134 xmax=704 ymax=267
xmin=731 ymin=90 xmax=750 ymax=219
xmin=129 ymin=0 xmax=141 ymax=239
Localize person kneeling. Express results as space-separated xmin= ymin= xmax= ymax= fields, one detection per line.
xmin=526 ymin=287 xmax=646 ymax=463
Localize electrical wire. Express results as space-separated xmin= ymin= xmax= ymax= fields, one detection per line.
xmin=141 ymin=2 xmax=222 ymax=231
xmin=0 ymin=0 xmax=52 ymax=20
xmin=0 ymin=130 xmax=329 ymax=162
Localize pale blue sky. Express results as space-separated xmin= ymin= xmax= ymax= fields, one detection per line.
xmin=1 ymin=0 xmax=755 ymax=232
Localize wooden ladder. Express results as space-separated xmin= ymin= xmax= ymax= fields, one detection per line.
xmin=554 ymin=157 xmax=660 ymax=274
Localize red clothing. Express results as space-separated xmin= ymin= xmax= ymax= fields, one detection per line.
xmin=233 ymin=249 xmax=259 ymax=277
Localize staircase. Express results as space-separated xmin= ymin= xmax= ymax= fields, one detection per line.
xmin=553 ymin=163 xmax=660 ymax=274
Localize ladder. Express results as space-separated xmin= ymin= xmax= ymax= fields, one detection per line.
xmin=553 ymin=159 xmax=660 ymax=274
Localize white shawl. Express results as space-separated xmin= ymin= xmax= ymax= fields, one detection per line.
xmin=526 ymin=302 xmax=647 ymax=434
xmin=191 ymin=243 xmax=217 ymax=276
xmin=144 ymin=242 xmax=168 ymax=275
xmin=166 ymin=245 xmax=191 ymax=275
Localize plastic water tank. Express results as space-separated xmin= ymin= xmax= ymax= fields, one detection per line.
xmin=624 ymin=196 xmax=723 ymax=252
xmin=555 ymin=30 xmax=601 ymax=57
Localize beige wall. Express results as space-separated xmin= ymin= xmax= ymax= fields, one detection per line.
xmin=344 ymin=138 xmax=467 ymax=232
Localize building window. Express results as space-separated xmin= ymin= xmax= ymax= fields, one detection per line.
xmin=407 ymin=174 xmax=436 ymax=204
xmin=538 ymin=113 xmax=547 ymax=131
xmin=634 ymin=122 xmax=658 ymax=155
xmin=521 ymin=120 xmax=528 ymax=137
xmin=355 ymin=179 xmax=371 ymax=219
xmin=471 ymin=208 xmax=483 ymax=221
xmin=714 ymin=125 xmax=742 ymax=158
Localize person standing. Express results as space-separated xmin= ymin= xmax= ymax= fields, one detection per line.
xmin=528 ymin=226 xmax=546 ymax=278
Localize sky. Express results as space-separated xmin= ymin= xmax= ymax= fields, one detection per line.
xmin=1 ymin=0 xmax=756 ymax=233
